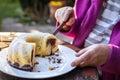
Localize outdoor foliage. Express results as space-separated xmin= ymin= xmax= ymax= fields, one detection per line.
xmin=0 ymin=0 xmax=75 ymax=28
xmin=0 ymin=0 xmax=22 ymax=19
xmin=19 ymin=0 xmax=50 ymax=24
xmin=0 ymin=0 xmax=23 ymax=29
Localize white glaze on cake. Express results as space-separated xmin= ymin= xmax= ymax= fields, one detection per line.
xmin=7 ymin=32 xmax=58 ymax=71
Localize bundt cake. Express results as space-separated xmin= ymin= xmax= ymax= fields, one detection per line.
xmin=7 ymin=32 xmax=58 ymax=71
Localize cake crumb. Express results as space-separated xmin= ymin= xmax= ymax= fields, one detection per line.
xmin=55 ymin=53 xmax=59 ymax=56
xmin=57 ymin=58 xmax=62 ymax=63
xmin=37 ymin=71 xmax=40 ymax=72
xmin=35 ymin=62 xmax=39 ymax=65
xmin=49 ymin=66 xmax=55 ymax=70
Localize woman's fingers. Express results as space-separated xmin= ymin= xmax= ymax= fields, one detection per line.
xmin=61 ymin=17 xmax=75 ymax=31
xmin=55 ymin=6 xmax=75 ymax=31
xmin=71 ymin=49 xmax=87 ymax=67
xmin=66 ymin=17 xmax=75 ymax=26
xmin=71 ymin=44 xmax=110 ymax=67
xmin=75 ymin=48 xmax=87 ymax=57
xmin=55 ymin=6 xmax=73 ymax=23
xmin=62 ymin=7 xmax=73 ymax=22
xmin=71 ymin=51 xmax=90 ymax=67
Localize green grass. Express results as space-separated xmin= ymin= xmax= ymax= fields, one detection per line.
xmin=0 ymin=0 xmax=47 ymax=27
xmin=0 ymin=0 xmax=23 ymax=19
xmin=0 ymin=0 xmax=24 ymax=30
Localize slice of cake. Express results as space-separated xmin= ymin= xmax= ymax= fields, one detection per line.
xmin=7 ymin=32 xmax=58 ymax=71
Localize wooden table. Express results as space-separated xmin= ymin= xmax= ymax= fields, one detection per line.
xmin=0 ymin=32 xmax=100 ymax=80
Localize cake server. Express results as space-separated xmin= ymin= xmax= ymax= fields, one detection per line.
xmin=52 ymin=21 xmax=67 ymax=35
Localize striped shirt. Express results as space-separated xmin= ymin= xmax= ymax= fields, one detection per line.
xmin=84 ymin=0 xmax=120 ymax=47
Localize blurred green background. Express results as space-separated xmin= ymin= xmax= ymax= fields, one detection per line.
xmin=0 ymin=0 xmax=75 ymax=30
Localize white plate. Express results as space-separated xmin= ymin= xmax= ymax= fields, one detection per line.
xmin=0 ymin=45 xmax=77 ymax=79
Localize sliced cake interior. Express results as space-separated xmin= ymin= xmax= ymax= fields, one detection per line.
xmin=7 ymin=32 xmax=58 ymax=71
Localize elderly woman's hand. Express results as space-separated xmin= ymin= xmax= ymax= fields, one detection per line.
xmin=71 ymin=44 xmax=110 ymax=67
xmin=55 ymin=6 xmax=75 ymax=31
